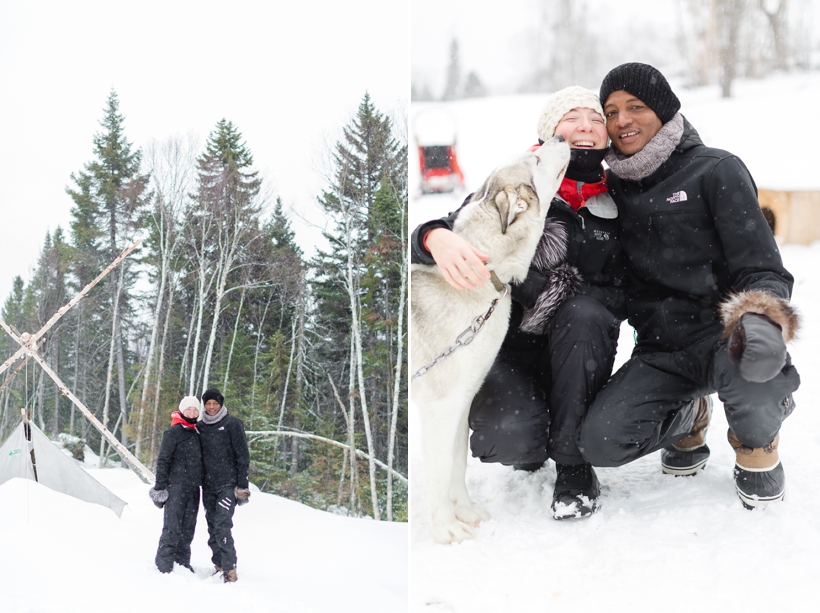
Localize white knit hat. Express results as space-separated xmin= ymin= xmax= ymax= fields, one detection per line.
xmin=178 ymin=396 xmax=201 ymax=412
xmin=536 ymin=86 xmax=605 ymax=142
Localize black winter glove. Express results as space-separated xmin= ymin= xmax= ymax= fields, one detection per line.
xmin=510 ymin=268 xmax=549 ymax=309
xmin=149 ymin=487 xmax=169 ymax=509
xmin=234 ymin=487 xmax=251 ymax=506
xmin=728 ymin=313 xmax=787 ymax=383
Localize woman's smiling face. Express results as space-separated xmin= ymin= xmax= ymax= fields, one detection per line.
xmin=554 ymin=107 xmax=608 ymax=150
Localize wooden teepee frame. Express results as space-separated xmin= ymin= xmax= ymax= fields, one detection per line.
xmin=0 ymin=241 xmax=155 ymax=484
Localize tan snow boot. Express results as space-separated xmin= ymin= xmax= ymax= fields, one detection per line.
xmin=728 ymin=429 xmax=784 ymax=509
xmin=661 ymin=396 xmax=713 ymax=475
xmin=674 ymin=396 xmax=712 ymax=449
xmin=223 ymin=569 xmax=238 ymax=583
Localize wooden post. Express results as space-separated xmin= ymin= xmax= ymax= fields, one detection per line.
xmin=0 ymin=241 xmax=140 ymax=377
xmin=0 ymin=240 xmax=155 ymax=484
xmin=0 ymin=320 xmax=154 ymax=484
xmin=21 ymin=407 xmax=38 ymax=481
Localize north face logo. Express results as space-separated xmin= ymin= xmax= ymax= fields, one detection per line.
xmin=667 ymin=190 xmax=688 ymax=203
xmin=593 ymin=229 xmax=610 ymax=241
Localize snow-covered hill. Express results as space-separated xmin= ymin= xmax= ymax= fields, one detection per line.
xmin=409 ymin=72 xmax=820 ymax=612
xmin=1 ymin=465 xmax=407 ymax=613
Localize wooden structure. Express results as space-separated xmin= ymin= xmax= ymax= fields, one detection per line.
xmin=0 ymin=242 xmax=155 ymax=484
xmin=758 ymin=189 xmax=820 ymax=245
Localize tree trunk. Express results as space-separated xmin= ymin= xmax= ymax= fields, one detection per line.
xmin=116 ymin=309 xmax=128 ymax=446
xmin=150 ymin=278 xmax=176 ymax=467
xmin=386 ymin=257 xmax=406 ymax=521
xmin=100 ymin=263 xmax=125 ymax=466
xmin=347 ymin=252 xmax=380 ymax=520
xmin=136 ymin=250 xmax=168 ymax=458
xmin=223 ymin=285 xmax=246 ymax=394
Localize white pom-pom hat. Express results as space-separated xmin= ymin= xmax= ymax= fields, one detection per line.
xmin=178 ymin=396 xmax=201 ymax=412
xmin=536 ymin=86 xmax=605 ymax=142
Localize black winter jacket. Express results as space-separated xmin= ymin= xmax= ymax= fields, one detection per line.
xmin=199 ymin=413 xmax=250 ymax=490
xmin=154 ymin=424 xmax=203 ymax=490
xmin=411 ymin=187 xmax=626 ymax=342
xmin=609 ymin=117 xmax=793 ymax=352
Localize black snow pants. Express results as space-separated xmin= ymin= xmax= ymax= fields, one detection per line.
xmin=579 ymin=333 xmax=800 ymax=466
xmin=155 ymin=484 xmax=200 ymax=573
xmin=202 ymin=485 xmax=238 ymax=571
xmin=469 ymin=296 xmax=621 ymax=466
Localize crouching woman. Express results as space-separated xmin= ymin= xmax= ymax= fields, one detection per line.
xmin=149 ymin=396 xmax=203 ymax=574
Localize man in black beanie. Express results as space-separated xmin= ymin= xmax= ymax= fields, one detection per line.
xmin=579 ymin=62 xmax=800 ymax=511
xmin=199 ymin=387 xmax=250 ymax=582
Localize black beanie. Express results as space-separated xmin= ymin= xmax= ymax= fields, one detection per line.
xmin=599 ymin=63 xmax=680 ymax=124
xmin=202 ymin=388 xmax=224 ymax=407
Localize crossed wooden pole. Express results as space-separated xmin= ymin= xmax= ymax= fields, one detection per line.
xmin=0 ymin=241 xmax=155 ymax=485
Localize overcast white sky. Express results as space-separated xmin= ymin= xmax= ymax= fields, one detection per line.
xmin=0 ymin=0 xmax=409 ymax=303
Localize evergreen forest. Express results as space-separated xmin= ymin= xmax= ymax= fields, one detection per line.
xmin=0 ymin=90 xmax=408 ymax=521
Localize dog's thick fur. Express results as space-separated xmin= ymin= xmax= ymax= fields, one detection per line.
xmin=411 ymin=137 xmax=570 ymax=544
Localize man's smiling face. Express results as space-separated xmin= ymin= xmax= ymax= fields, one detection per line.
xmin=604 ymin=90 xmax=663 ymax=156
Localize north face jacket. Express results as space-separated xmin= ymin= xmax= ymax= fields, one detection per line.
xmin=410 ymin=185 xmax=626 ymax=336
xmin=608 ymin=117 xmax=793 ymax=353
xmin=199 ymin=413 xmax=250 ymax=490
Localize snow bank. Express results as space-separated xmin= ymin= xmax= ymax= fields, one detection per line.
xmin=1 ymin=468 xmax=407 ymax=613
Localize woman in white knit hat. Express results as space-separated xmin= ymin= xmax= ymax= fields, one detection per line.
xmin=149 ymin=396 xmax=203 ymax=573
xmin=410 ymin=86 xmax=623 ymax=519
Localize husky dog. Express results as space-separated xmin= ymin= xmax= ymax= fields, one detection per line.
xmin=411 ymin=136 xmax=570 ymax=544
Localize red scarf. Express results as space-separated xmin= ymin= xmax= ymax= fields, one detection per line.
xmin=170 ymin=410 xmax=198 ymax=430
xmin=557 ymin=176 xmax=608 ymax=212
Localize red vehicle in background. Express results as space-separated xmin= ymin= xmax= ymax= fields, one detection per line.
xmin=414 ymin=109 xmax=464 ymax=194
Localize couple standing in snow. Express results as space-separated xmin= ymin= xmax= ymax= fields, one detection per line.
xmin=149 ymin=388 xmax=251 ymax=582
xmin=412 ymin=62 xmax=800 ymax=518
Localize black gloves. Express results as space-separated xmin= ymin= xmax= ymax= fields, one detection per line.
xmin=234 ymin=487 xmax=251 ymax=506
xmin=728 ymin=313 xmax=787 ymax=383
xmin=149 ymin=487 xmax=169 ymax=509
xmin=511 ymin=269 xmax=549 ymax=309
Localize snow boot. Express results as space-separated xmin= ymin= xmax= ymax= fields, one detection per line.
xmin=551 ymin=462 xmax=600 ymax=520
xmin=213 ymin=565 xmax=222 ymax=576
xmin=661 ymin=396 xmax=713 ymax=476
xmin=223 ymin=568 xmax=238 ymax=583
xmin=728 ymin=429 xmax=785 ymax=509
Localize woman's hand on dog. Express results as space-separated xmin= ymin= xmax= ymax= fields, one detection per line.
xmin=426 ymin=228 xmax=491 ymax=290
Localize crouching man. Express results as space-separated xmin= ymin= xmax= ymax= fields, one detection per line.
xmin=579 ymin=63 xmax=800 ymax=509
xmin=150 ymin=396 xmax=203 ymax=573
xmin=199 ymin=387 xmax=250 ymax=582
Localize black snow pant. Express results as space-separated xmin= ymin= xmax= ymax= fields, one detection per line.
xmin=202 ymin=485 xmax=238 ymax=572
xmin=469 ymin=296 xmax=621 ymax=466
xmin=155 ymin=484 xmax=200 ymax=573
xmin=579 ymin=333 xmax=800 ymax=466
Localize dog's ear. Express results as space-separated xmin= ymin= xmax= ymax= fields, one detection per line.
xmin=495 ymin=185 xmax=529 ymax=234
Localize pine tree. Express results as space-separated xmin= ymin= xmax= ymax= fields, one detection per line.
xmin=65 ymin=89 xmax=148 ymax=452
xmin=312 ymin=93 xmax=404 ymax=519
xmin=186 ymin=119 xmax=263 ymax=393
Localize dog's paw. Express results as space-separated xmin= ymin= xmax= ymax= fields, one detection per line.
xmin=453 ymin=501 xmax=491 ymax=527
xmin=430 ymin=516 xmax=476 ymax=544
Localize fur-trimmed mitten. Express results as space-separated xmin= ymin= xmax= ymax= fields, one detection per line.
xmin=517 ymin=217 xmax=581 ymax=334
xmin=519 ymin=263 xmax=583 ymax=334
xmin=234 ymin=486 xmax=251 ymax=506
xmin=149 ymin=487 xmax=169 ymax=509
xmin=720 ymin=291 xmax=799 ymax=383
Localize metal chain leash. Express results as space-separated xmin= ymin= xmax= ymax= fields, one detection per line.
xmin=411 ymin=276 xmax=509 ymax=381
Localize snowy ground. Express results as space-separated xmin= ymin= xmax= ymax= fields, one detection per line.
xmin=409 ymin=73 xmax=820 ymax=612
xmin=1 ymin=457 xmax=407 ymax=613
